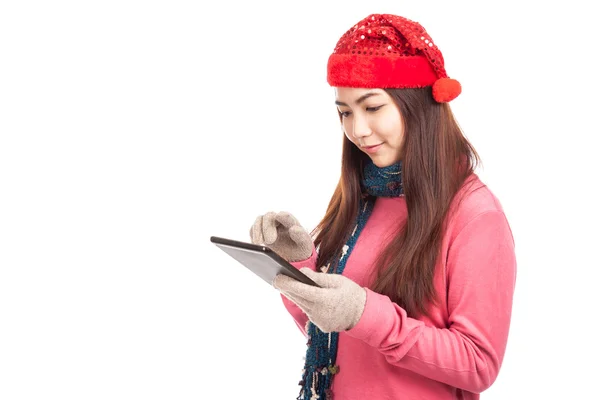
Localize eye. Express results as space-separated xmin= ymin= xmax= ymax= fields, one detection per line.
xmin=339 ymin=110 xmax=352 ymax=118
xmin=366 ymin=105 xmax=384 ymax=112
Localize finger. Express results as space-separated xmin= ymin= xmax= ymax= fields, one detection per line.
xmin=301 ymin=267 xmax=342 ymax=289
xmin=273 ymin=276 xmax=312 ymax=309
xmin=262 ymin=212 xmax=278 ymax=244
xmin=289 ymin=225 xmax=310 ymax=246
xmin=250 ymin=216 xmax=264 ymax=244
xmin=274 ymin=277 xmax=314 ymax=309
xmin=279 ymin=288 xmax=313 ymax=311
xmin=273 ymin=274 xmax=301 ymax=291
xmin=273 ymin=273 xmax=323 ymax=301
xmin=274 ymin=211 xmax=299 ymax=229
xmin=272 ymin=273 xmax=289 ymax=290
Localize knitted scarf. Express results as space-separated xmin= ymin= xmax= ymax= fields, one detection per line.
xmin=297 ymin=160 xmax=404 ymax=400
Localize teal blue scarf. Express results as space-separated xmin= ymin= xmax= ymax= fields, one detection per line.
xmin=296 ymin=160 xmax=403 ymax=400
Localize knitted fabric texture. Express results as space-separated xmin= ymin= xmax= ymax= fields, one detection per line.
xmin=327 ymin=14 xmax=461 ymax=103
xmin=297 ymin=160 xmax=403 ymax=400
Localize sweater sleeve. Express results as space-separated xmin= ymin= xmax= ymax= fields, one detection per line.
xmin=346 ymin=211 xmax=516 ymax=393
xmin=279 ymin=247 xmax=319 ymax=336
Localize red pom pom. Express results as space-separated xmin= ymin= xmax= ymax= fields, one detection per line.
xmin=432 ymin=78 xmax=461 ymax=103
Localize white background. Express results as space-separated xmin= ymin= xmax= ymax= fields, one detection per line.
xmin=1 ymin=0 xmax=598 ymax=398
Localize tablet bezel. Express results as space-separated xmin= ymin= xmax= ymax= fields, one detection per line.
xmin=210 ymin=236 xmax=320 ymax=287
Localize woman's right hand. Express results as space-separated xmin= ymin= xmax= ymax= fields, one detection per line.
xmin=249 ymin=211 xmax=313 ymax=262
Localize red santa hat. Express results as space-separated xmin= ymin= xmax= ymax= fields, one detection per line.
xmin=327 ymin=14 xmax=461 ymax=103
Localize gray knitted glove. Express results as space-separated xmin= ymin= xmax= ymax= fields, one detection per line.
xmin=249 ymin=211 xmax=313 ymax=262
xmin=273 ymin=267 xmax=367 ymax=333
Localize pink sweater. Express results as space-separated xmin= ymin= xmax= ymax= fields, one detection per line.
xmin=282 ymin=175 xmax=516 ymax=399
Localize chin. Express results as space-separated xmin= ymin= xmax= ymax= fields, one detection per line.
xmin=371 ymin=157 xmax=395 ymax=168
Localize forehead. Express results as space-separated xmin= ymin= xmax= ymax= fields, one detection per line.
xmin=334 ymin=87 xmax=388 ymax=103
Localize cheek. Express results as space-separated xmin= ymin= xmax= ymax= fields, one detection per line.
xmin=377 ymin=113 xmax=403 ymax=142
xmin=342 ymin=122 xmax=355 ymax=142
xmin=344 ymin=130 xmax=356 ymax=145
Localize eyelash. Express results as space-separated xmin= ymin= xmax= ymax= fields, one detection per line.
xmin=340 ymin=105 xmax=384 ymax=118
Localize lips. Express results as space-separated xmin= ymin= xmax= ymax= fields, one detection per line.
xmin=361 ymin=143 xmax=383 ymax=154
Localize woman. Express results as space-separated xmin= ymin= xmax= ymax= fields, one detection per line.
xmin=250 ymin=13 xmax=516 ymax=400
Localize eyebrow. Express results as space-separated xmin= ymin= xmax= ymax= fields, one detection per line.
xmin=335 ymin=92 xmax=381 ymax=107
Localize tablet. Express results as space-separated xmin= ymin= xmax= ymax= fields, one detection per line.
xmin=210 ymin=236 xmax=320 ymax=287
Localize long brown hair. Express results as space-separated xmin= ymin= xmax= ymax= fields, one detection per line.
xmin=312 ymin=87 xmax=481 ymax=318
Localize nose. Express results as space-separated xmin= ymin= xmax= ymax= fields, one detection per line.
xmin=352 ymin=114 xmax=372 ymax=140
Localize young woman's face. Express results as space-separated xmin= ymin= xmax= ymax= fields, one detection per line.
xmin=335 ymin=87 xmax=404 ymax=167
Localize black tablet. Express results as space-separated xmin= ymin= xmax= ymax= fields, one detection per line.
xmin=210 ymin=236 xmax=320 ymax=287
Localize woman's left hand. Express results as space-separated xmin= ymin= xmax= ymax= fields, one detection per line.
xmin=273 ymin=268 xmax=367 ymax=333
